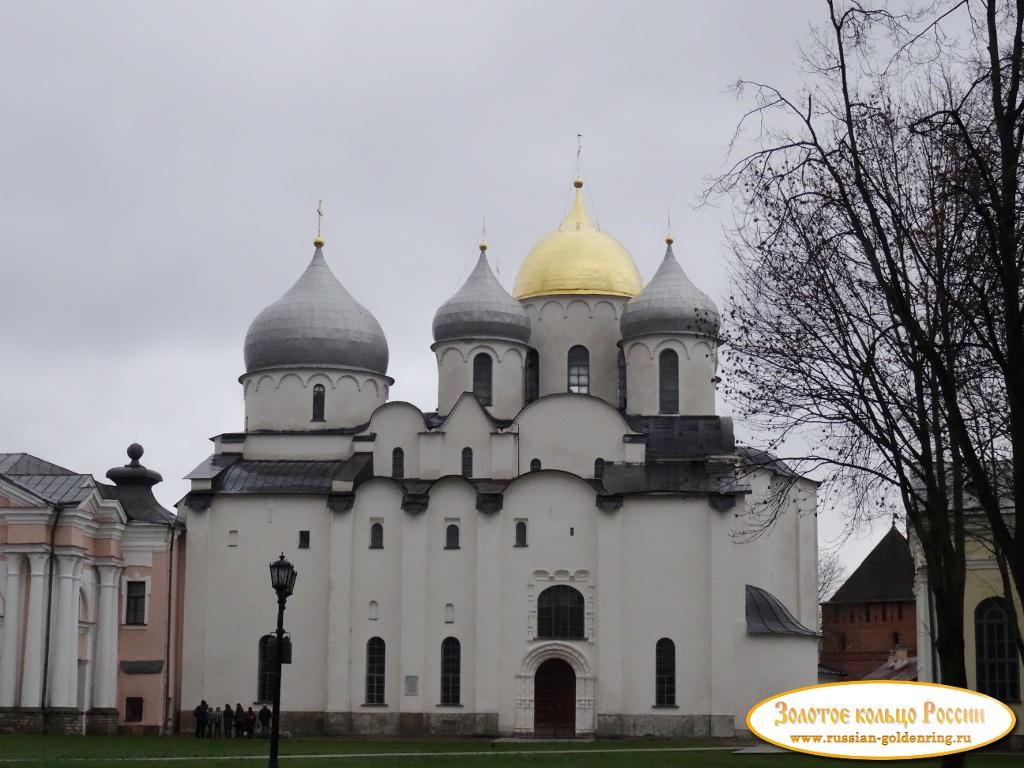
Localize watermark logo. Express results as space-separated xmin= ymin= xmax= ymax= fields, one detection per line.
xmin=747 ymin=681 xmax=1016 ymax=760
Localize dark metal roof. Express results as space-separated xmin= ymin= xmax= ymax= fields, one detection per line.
xmin=620 ymin=243 xmax=720 ymax=340
xmin=214 ymin=456 xmax=371 ymax=494
xmin=745 ymin=584 xmax=817 ymax=636
xmin=623 ymin=415 xmax=734 ymax=459
xmin=826 ymin=525 xmax=914 ymax=604
xmin=2 ymin=472 xmax=95 ymax=505
xmin=601 ymin=460 xmax=750 ymax=496
xmin=243 ymin=245 xmax=389 ymax=375
xmin=185 ymin=454 xmax=242 ymax=480
xmin=432 ymin=249 xmax=531 ymax=344
xmin=0 ymin=453 xmax=77 ymax=475
xmin=736 ymin=446 xmax=800 ymax=478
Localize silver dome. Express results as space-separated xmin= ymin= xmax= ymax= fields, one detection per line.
xmin=432 ymin=247 xmax=531 ymax=344
xmin=244 ymin=245 xmax=389 ymax=374
xmin=620 ymin=242 xmax=720 ymax=339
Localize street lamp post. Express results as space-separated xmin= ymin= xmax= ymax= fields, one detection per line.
xmin=268 ymin=553 xmax=297 ymax=768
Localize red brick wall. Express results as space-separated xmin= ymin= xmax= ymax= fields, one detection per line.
xmin=820 ymin=600 xmax=917 ymax=679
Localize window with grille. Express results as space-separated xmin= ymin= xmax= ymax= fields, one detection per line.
xmin=365 ymin=637 xmax=386 ymax=704
xmin=124 ymin=697 xmax=143 ymax=723
xmin=445 ymin=524 xmax=460 ymax=549
xmin=976 ymin=598 xmax=1020 ymax=702
xmin=125 ymin=581 xmax=146 ymax=625
xmin=616 ymin=349 xmax=626 ymax=410
xmin=369 ymin=522 xmax=383 ymax=549
xmin=392 ymin=447 xmax=404 ymax=479
xmin=655 ymin=638 xmax=676 ymax=706
xmin=659 ymin=349 xmax=679 ymax=414
xmin=514 ymin=520 xmax=528 ymax=547
xmin=594 ymin=458 xmax=605 ymax=480
xmin=258 ymin=635 xmax=277 ymax=702
xmin=537 ymin=585 xmax=585 ymax=639
xmin=567 ymin=346 xmax=590 ymax=394
xmin=525 ymin=349 xmax=540 ymax=403
xmin=529 ymin=458 xmax=541 ymax=472
xmin=461 ymin=447 xmax=473 ymax=478
xmin=312 ymin=384 xmax=326 ymax=421
xmin=440 ymin=637 xmax=461 ymax=705
xmin=473 ymin=354 xmax=493 ymax=406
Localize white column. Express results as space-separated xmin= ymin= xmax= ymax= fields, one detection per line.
xmin=92 ymin=564 xmax=121 ymax=710
xmin=0 ymin=554 xmax=25 ymax=706
xmin=20 ymin=553 xmax=50 ymax=707
xmin=49 ymin=554 xmax=81 ymax=708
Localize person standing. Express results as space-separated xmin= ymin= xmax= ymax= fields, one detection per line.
xmin=234 ymin=703 xmax=245 ymax=738
xmin=223 ymin=703 xmax=234 ymax=738
xmin=245 ymin=706 xmax=257 ymax=738
xmin=209 ymin=703 xmax=223 ymax=738
xmin=258 ymin=704 xmax=272 ymax=738
xmin=193 ymin=700 xmax=208 ymax=738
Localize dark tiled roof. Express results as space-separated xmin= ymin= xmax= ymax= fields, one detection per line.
xmin=185 ymin=454 xmax=242 ymax=480
xmin=827 ymin=526 xmax=914 ymax=604
xmin=745 ymin=584 xmax=817 ymax=636
xmin=623 ymin=415 xmax=734 ymax=459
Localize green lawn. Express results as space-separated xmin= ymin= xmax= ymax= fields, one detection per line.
xmin=0 ymin=736 xmax=1016 ymax=767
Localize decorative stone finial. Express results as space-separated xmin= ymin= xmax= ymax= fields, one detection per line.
xmin=127 ymin=443 xmax=144 ymax=465
xmin=665 ymin=234 xmax=674 ymax=246
xmin=573 ymin=177 xmax=584 ymax=189
xmin=479 ymin=240 xmax=488 ymax=252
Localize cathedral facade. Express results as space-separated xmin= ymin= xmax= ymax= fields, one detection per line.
xmin=179 ymin=179 xmax=819 ymax=737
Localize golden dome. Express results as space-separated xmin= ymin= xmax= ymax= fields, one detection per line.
xmin=512 ymin=180 xmax=643 ymax=300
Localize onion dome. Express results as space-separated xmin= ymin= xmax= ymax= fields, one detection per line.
xmin=512 ymin=178 xmax=643 ymax=299
xmin=620 ymin=238 xmax=720 ymax=339
xmin=244 ymin=240 xmax=389 ymax=374
xmin=433 ymin=242 xmax=531 ymax=344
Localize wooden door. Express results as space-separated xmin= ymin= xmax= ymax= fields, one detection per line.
xmin=534 ymin=658 xmax=575 ymax=738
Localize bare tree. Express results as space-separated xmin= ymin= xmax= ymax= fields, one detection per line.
xmin=819 ymin=551 xmax=848 ymax=604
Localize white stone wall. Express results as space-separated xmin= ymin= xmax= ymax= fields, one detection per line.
xmin=622 ymin=335 xmax=717 ymax=415
xmin=521 ymin=296 xmax=628 ymax=407
xmin=241 ymin=368 xmax=390 ymax=431
xmin=433 ymin=341 xmax=527 ymax=420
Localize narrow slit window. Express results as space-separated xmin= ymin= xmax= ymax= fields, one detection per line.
xmin=365 ymin=637 xmax=386 ymax=705
xmin=392 ymin=447 xmax=404 ymax=479
xmin=616 ymin=348 xmax=627 ymax=410
xmin=312 ymin=383 xmax=326 ymax=421
xmin=473 ymin=353 xmax=493 ymax=406
xmin=461 ymin=447 xmax=473 ymax=478
xmin=656 ymin=638 xmax=676 ymax=706
xmin=658 ymin=349 xmax=679 ymax=414
xmin=594 ymin=458 xmax=605 ymax=479
xmin=525 ymin=348 xmax=540 ymax=403
xmin=440 ymin=637 xmax=461 ymax=705
xmin=514 ymin=520 xmax=528 ymax=547
xmin=445 ymin=523 xmax=460 ymax=549
xmin=369 ymin=522 xmax=384 ymax=549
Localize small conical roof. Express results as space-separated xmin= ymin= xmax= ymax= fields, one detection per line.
xmin=433 ymin=244 xmax=531 ymax=344
xmin=826 ymin=525 xmax=914 ymax=604
xmin=244 ymin=241 xmax=389 ymax=374
xmin=620 ymin=240 xmax=720 ymax=339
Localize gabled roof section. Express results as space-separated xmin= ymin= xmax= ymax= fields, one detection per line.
xmin=746 ymin=584 xmax=817 ymax=636
xmin=826 ymin=525 xmax=914 ymax=605
xmin=0 ymin=453 xmax=77 ymax=476
xmin=1 ymin=467 xmax=95 ymax=505
xmin=213 ymin=455 xmax=372 ymax=494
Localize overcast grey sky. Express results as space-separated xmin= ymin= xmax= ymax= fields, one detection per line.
xmin=0 ymin=0 xmax=890 ymax=572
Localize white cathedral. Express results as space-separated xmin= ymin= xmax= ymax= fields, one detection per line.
xmin=179 ymin=178 xmax=819 ymax=738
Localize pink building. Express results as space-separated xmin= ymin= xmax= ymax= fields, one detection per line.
xmin=0 ymin=445 xmax=185 ymax=734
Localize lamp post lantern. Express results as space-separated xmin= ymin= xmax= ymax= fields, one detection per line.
xmin=268 ymin=553 xmax=297 ymax=768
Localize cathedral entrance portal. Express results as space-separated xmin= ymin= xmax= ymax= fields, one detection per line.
xmin=533 ymin=658 xmax=575 ymax=737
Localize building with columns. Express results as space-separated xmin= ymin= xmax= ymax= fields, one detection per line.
xmin=0 ymin=447 xmax=184 ymax=734
xmin=179 ymin=177 xmax=819 ymax=737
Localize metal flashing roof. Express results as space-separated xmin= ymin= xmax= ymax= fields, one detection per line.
xmin=745 ymin=584 xmax=817 ymax=636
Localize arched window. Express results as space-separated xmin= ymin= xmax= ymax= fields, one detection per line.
xmin=369 ymin=522 xmax=383 ymax=549
xmin=461 ymin=447 xmax=473 ymax=478
xmin=567 ymin=345 xmax=590 ymax=394
xmin=392 ymin=447 xmax=404 ymax=479
xmin=537 ymin=585 xmax=585 ymax=639
xmin=473 ymin=353 xmax=493 ymax=406
xmin=445 ymin=524 xmax=460 ymax=549
xmin=365 ymin=637 xmax=386 ymax=704
xmin=514 ymin=520 xmax=528 ymax=547
xmin=655 ymin=638 xmax=676 ymax=706
xmin=529 ymin=458 xmax=541 ymax=472
xmin=312 ymin=383 xmax=326 ymax=421
xmin=659 ymin=349 xmax=679 ymax=414
xmin=368 ymin=600 xmax=378 ymax=620
xmin=444 ymin=603 xmax=455 ymax=623
xmin=617 ymin=348 xmax=627 ymax=410
xmin=594 ymin=458 xmax=605 ymax=480
xmin=525 ymin=348 xmax=540 ymax=403
xmin=440 ymin=637 xmax=461 ymax=705
xmin=258 ymin=635 xmax=276 ymax=702
xmin=976 ymin=597 xmax=1020 ymax=702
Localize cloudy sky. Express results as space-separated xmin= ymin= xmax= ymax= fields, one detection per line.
xmin=0 ymin=1 xmax=891 ymax=572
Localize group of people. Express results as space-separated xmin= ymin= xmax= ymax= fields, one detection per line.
xmin=192 ymin=700 xmax=272 ymax=738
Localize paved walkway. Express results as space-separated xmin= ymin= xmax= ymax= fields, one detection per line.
xmin=0 ymin=746 xmax=742 ymax=763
